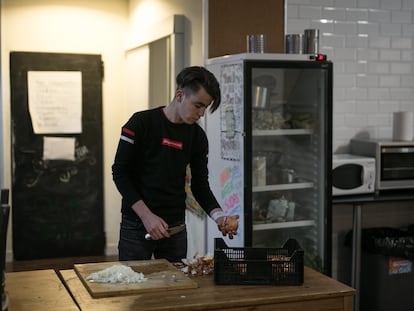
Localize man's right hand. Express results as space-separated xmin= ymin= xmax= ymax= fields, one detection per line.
xmin=131 ymin=200 xmax=170 ymax=240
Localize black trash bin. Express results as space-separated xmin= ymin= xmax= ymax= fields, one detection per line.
xmin=346 ymin=227 xmax=414 ymax=311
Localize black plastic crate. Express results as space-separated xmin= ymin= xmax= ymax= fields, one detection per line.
xmin=214 ymin=238 xmax=304 ymax=285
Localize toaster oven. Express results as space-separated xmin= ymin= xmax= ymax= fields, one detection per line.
xmin=350 ymin=139 xmax=414 ymax=191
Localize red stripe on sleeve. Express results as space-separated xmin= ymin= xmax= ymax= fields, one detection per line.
xmin=122 ymin=128 xmax=135 ymax=136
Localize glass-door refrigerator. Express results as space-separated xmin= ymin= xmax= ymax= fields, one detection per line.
xmin=204 ymin=53 xmax=333 ymax=275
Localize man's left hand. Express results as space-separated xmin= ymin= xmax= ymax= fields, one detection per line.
xmin=217 ymin=214 xmax=239 ymax=239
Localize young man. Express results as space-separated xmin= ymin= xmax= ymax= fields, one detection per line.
xmin=112 ymin=66 xmax=239 ymax=262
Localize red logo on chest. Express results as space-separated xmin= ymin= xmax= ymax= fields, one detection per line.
xmin=162 ymin=138 xmax=183 ymax=150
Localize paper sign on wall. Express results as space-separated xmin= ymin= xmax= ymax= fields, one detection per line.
xmin=43 ymin=136 xmax=76 ymax=161
xmin=27 ymin=71 xmax=82 ymax=134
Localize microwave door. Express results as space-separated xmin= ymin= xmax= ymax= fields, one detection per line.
xmin=333 ymin=164 xmax=364 ymax=190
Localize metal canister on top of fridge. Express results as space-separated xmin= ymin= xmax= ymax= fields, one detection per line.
xmin=285 ymin=34 xmax=304 ymax=54
xmin=304 ymin=29 xmax=319 ymax=55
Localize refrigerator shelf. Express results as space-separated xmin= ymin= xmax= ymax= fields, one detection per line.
xmin=253 ymin=220 xmax=316 ymax=231
xmin=252 ymin=129 xmax=313 ymax=136
xmin=253 ymin=182 xmax=314 ymax=192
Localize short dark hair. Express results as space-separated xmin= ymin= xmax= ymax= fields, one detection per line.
xmin=176 ymin=66 xmax=221 ymax=113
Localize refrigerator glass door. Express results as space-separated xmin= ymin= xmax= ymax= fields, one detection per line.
xmin=246 ymin=61 xmax=332 ymax=274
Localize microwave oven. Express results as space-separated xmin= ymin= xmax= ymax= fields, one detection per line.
xmin=350 ymin=139 xmax=414 ymax=191
xmin=332 ymin=154 xmax=376 ymax=196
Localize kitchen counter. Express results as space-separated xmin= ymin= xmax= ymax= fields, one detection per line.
xmin=5 ymin=269 xmax=79 ymax=311
xmin=60 ymin=266 xmax=354 ymax=311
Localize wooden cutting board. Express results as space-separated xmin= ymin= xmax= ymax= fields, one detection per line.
xmin=74 ymin=259 xmax=198 ymax=298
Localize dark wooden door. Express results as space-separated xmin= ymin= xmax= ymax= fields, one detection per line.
xmin=10 ymin=52 xmax=105 ymax=260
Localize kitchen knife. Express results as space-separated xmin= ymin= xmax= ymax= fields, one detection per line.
xmin=144 ymin=224 xmax=186 ymax=240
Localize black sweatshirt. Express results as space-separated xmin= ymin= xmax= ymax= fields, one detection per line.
xmin=112 ymin=107 xmax=220 ymax=224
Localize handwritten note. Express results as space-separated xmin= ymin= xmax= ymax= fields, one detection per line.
xmin=219 ymin=64 xmax=243 ymax=161
xmin=28 ymin=71 xmax=82 ymax=134
xmin=43 ymin=136 xmax=76 ymax=161
xmin=43 ymin=136 xmax=75 ymax=161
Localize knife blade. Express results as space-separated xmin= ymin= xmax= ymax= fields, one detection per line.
xmin=144 ymin=224 xmax=186 ymax=240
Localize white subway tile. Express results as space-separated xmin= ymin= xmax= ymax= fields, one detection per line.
xmin=332 ymin=128 xmax=352 ymax=143
xmin=311 ymin=20 xmax=335 ymax=33
xmin=356 ymin=74 xmax=379 ymax=87
xmin=299 ymin=5 xmax=322 ymax=19
xmin=333 ymin=0 xmax=358 ymax=8
xmin=391 ymin=37 xmax=412 ymax=49
xmin=379 ymin=49 xmax=401 ymax=61
xmin=334 ymin=100 xmax=357 ymax=112
xmin=401 ymin=75 xmax=414 ymax=87
xmin=402 ymin=24 xmax=414 ymax=36
xmin=320 ymin=46 xmax=335 ymax=58
xmin=360 ymin=126 xmax=379 ymax=140
xmin=286 ymin=19 xmax=312 ymax=33
xmin=391 ymin=62 xmax=412 ymax=74
xmin=380 ymin=23 xmax=402 ymax=35
xmin=311 ymin=0 xmax=335 ymax=5
xmin=366 ymin=116 xmax=377 ymax=126
xmin=378 ymin=100 xmax=399 ymax=114
xmin=333 ymin=47 xmax=357 ymax=60
xmin=402 ymin=0 xmax=414 ymax=9
xmin=322 ymin=33 xmax=346 ymax=48
xmin=346 ymin=35 xmax=369 ymax=48
xmin=368 ymin=62 xmax=390 ymax=73
xmin=378 ymin=100 xmax=400 ymax=112
xmin=355 ymin=100 xmax=378 ymax=112
xmin=343 ymin=61 xmax=368 ymax=73
xmin=379 ymin=75 xmax=401 ymax=87
xmin=380 ymin=0 xmax=402 ymax=10
xmin=377 ymin=127 xmax=392 ymax=139
xmin=369 ymin=36 xmax=391 ymax=49
xmin=368 ymin=113 xmax=390 ymax=126
xmin=346 ymin=8 xmax=369 ymax=21
xmin=358 ymin=22 xmax=380 ymax=35
xmin=368 ymin=87 xmax=390 ymax=99
xmin=332 ymin=114 xmax=345 ymax=126
xmin=389 ymin=87 xmax=413 ymax=99
xmin=289 ymin=0 xmax=313 ymax=4
xmin=357 ymin=48 xmax=379 ymax=61
xmin=333 ymin=127 xmax=356 ymax=141
xmin=401 ymin=51 xmax=414 ymax=61
xmin=368 ymin=9 xmax=391 ymax=23
xmin=400 ymin=101 xmax=414 ymax=111
xmin=322 ymin=7 xmax=346 ymax=20
xmin=287 ymin=5 xmax=299 ymax=18
xmin=357 ymin=0 xmax=380 ymax=9
xmin=345 ymin=113 xmax=367 ymax=126
xmin=345 ymin=87 xmax=369 ymax=100
xmin=335 ymin=73 xmax=357 ymax=87
xmin=391 ymin=10 xmax=412 ymax=24
xmin=334 ymin=87 xmax=346 ymax=100
xmin=334 ymin=21 xmax=358 ymax=35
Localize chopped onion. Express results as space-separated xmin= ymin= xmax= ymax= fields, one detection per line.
xmin=86 ymin=265 xmax=147 ymax=284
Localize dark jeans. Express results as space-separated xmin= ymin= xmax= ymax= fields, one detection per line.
xmin=118 ymin=215 xmax=187 ymax=262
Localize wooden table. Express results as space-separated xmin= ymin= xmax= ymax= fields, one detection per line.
xmin=61 ymin=266 xmax=355 ymax=311
xmin=5 ymin=269 xmax=79 ymax=311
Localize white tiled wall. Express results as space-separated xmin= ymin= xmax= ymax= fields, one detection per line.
xmin=287 ymin=0 xmax=414 ymax=153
